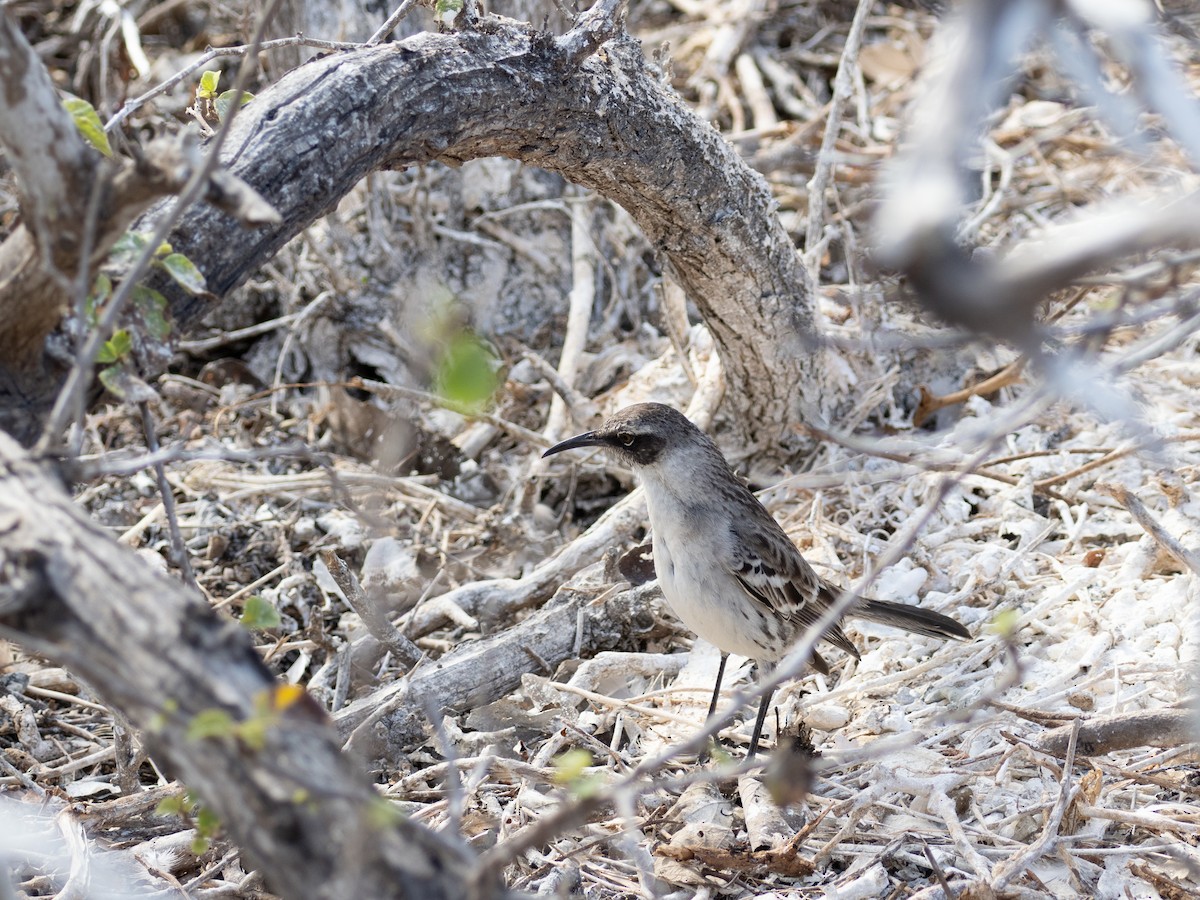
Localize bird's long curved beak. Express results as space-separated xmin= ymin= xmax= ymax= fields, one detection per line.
xmin=542 ymin=431 xmax=604 ymax=458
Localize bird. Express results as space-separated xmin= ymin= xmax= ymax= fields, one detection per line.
xmin=542 ymin=402 xmax=970 ymax=757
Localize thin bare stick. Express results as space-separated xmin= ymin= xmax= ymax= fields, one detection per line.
xmin=367 ymin=0 xmax=421 ymax=46
xmin=137 ymin=400 xmax=198 ymax=592
xmin=1098 ymin=483 xmax=1200 ymax=576
xmin=541 ymin=195 xmax=597 ymax=443
xmin=804 ymin=0 xmax=873 ymax=277
xmin=990 ymin=718 xmax=1081 ymax=891
xmin=1032 ymin=708 xmax=1194 ymax=757
xmin=38 ymin=0 xmax=288 ymax=454
xmin=319 ymin=550 xmax=422 ymax=668
xmin=104 ymin=35 xmax=362 ymax=134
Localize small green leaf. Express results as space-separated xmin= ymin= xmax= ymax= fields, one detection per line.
xmin=98 ymin=365 xmax=124 ymax=397
xmin=190 ymin=834 xmax=211 ymax=856
xmin=236 ymin=717 xmax=269 ymax=751
xmin=434 ymin=333 xmax=499 ymax=413
xmin=195 ymin=805 xmax=221 ymax=836
xmin=99 ymin=367 xmax=157 ymax=403
xmin=239 ymin=595 xmax=282 ymax=631
xmin=989 ymin=608 xmax=1019 ymax=638
xmin=62 ymin=96 xmax=113 ymax=158
xmin=551 ymin=750 xmax=604 ymax=798
xmin=109 ymin=230 xmax=151 ymax=268
xmin=707 ymin=741 xmax=733 ymax=766
xmin=157 ymin=252 xmax=207 ymax=294
xmin=155 ymin=795 xmax=187 ymax=817
xmin=215 ymin=89 xmax=253 ymax=122
xmin=187 ymin=708 xmax=237 ymax=741
xmin=367 ymin=796 xmax=405 ymax=829
xmin=435 ymin=0 xmax=463 ymax=25
xmin=85 ymin=273 xmax=112 ymax=323
xmin=96 ymin=329 xmax=132 ymax=364
xmin=198 ymin=70 xmax=220 ymax=99
xmin=133 ymin=285 xmax=171 ymax=340
xmin=552 ymin=749 xmax=593 ymax=785
xmin=155 ymin=241 xmax=173 ymax=258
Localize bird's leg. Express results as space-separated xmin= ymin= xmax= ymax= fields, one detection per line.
xmin=706 ymin=653 xmax=728 ymax=721
xmin=699 ymin=653 xmax=729 ymax=763
xmin=747 ymin=689 xmax=774 ymax=759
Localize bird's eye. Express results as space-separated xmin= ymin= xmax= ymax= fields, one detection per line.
xmin=617 ymin=431 xmax=635 ymax=447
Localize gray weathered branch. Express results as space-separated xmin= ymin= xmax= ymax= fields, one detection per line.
xmin=0 ymin=431 xmax=498 ymax=899
xmin=2 ymin=17 xmax=822 ymax=447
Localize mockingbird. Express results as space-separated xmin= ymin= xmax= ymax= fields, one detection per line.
xmin=543 ymin=402 xmax=970 ymax=757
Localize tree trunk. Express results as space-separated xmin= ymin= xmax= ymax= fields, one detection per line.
xmin=0 ymin=431 xmax=499 ymax=899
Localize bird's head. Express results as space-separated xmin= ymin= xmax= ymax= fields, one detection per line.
xmin=542 ymin=402 xmax=700 ymax=469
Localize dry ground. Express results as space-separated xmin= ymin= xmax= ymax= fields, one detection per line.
xmin=2 ymin=1 xmax=1200 ymax=897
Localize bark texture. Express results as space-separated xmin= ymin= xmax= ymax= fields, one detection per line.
xmin=0 ymin=431 xmax=498 ymax=899
xmin=1 ymin=16 xmax=822 ymax=446
xmin=336 ymin=583 xmax=659 ymax=761
xmin=163 ymin=26 xmax=821 ymax=439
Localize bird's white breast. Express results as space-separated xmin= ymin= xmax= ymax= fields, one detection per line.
xmin=644 ymin=479 xmax=785 ymax=662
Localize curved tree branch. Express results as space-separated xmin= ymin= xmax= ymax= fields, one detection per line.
xmin=2 ymin=16 xmax=823 ymax=446
xmin=163 ymin=23 xmax=821 ymax=437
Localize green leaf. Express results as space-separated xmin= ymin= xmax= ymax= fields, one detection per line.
xmin=98 ymin=367 xmax=157 ymax=403
xmin=190 ymin=834 xmax=211 ymax=856
xmin=157 ymin=252 xmax=207 ymax=294
xmin=551 ymin=749 xmax=602 ymax=799
xmin=96 ymin=329 xmax=132 ymax=364
xmin=239 ymin=595 xmax=282 ymax=631
xmin=435 ymin=0 xmax=463 ymax=25
xmin=434 ymin=333 xmax=499 ymax=413
xmin=195 ymin=805 xmax=221 ymax=836
xmin=366 ymin=796 xmax=404 ymax=829
xmin=215 ymin=89 xmax=253 ymax=123
xmin=133 ymin=285 xmax=171 ymax=341
xmin=85 ymin=273 xmax=112 ymax=323
xmin=62 ymin=96 xmax=113 ymax=158
xmin=236 ymin=717 xmax=269 ymax=751
xmin=989 ymin=608 xmax=1019 ymax=639
xmin=109 ymin=230 xmax=151 ymax=269
xmin=98 ymin=365 xmax=124 ymax=397
xmin=551 ymin=749 xmax=593 ymax=785
xmin=187 ymin=708 xmax=237 ymax=741
xmin=155 ymin=795 xmax=187 ymax=817
xmin=198 ymin=70 xmax=220 ymax=99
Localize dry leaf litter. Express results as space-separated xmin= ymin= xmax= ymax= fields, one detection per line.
xmin=2 ymin=1 xmax=1200 ymax=898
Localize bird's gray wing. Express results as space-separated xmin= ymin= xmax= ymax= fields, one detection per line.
xmin=727 ymin=514 xmax=861 ymax=660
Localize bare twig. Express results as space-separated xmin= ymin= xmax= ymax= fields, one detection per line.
xmin=38 ymin=0 xmax=289 ymax=454
xmin=557 ymin=0 xmax=627 ymax=64
xmin=104 ymin=35 xmax=362 ymax=134
xmin=367 ymin=0 xmax=421 ymax=46
xmin=803 ymin=0 xmax=873 ymax=278
xmin=990 ymin=718 xmax=1081 ymax=891
xmin=137 ymin=400 xmax=198 ymax=592
xmin=1098 ymin=483 xmax=1200 ymax=576
xmin=1032 ymin=708 xmax=1196 ymax=757
xmin=319 ymin=550 xmax=423 ymax=669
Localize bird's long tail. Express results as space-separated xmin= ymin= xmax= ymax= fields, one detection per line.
xmin=854 ymin=599 xmax=970 ymax=641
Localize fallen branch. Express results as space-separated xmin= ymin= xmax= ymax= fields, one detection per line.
xmin=336 ymin=583 xmax=658 ymax=760
xmin=1032 ymin=708 xmax=1194 ymax=757
xmin=0 ymin=431 xmax=495 ymax=898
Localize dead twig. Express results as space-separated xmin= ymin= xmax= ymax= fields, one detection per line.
xmin=1097 ymin=483 xmax=1200 ymax=576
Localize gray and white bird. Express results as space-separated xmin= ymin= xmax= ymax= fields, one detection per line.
xmin=543 ymin=402 xmax=970 ymax=757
